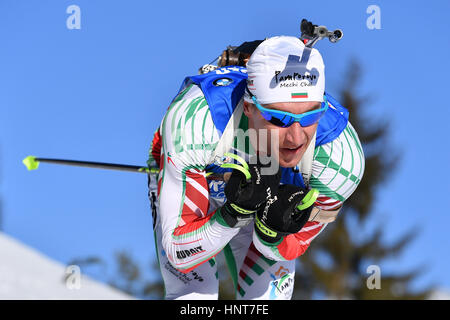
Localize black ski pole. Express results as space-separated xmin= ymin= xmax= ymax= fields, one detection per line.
xmin=22 ymin=156 xmax=157 ymax=174
xmin=22 ymin=155 xmax=229 ymax=181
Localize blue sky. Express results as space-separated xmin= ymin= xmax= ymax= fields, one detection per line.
xmin=1 ymin=0 xmax=449 ymax=295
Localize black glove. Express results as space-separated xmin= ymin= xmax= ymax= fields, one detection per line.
xmin=219 ymin=159 xmax=281 ymax=228
xmin=254 ymin=184 xmax=316 ymax=244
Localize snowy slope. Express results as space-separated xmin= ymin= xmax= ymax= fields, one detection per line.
xmin=0 ymin=232 xmax=132 ymax=299
xmin=429 ymin=289 xmax=450 ymax=300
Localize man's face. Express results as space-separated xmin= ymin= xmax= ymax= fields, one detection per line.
xmin=243 ymin=100 xmax=321 ymax=168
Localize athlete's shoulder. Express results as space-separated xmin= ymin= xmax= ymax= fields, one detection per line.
xmin=178 ymin=82 xmax=205 ymax=100
xmin=315 ymin=92 xmax=349 ymax=147
xmin=161 ymin=83 xmax=220 ymax=168
xmin=163 ymin=83 xmax=210 ymax=128
xmin=311 ymin=121 xmax=364 ymax=204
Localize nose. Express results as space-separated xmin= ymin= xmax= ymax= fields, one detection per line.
xmin=284 ymin=122 xmax=305 ymax=147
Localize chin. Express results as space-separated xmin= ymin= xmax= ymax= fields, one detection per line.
xmin=278 ymin=150 xmax=305 ymax=168
xmin=279 ymin=158 xmax=300 ymax=168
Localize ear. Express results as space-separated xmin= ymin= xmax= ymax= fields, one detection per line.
xmin=243 ymin=100 xmax=254 ymax=118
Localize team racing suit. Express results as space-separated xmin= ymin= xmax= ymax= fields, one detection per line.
xmin=147 ymin=80 xmax=365 ymax=300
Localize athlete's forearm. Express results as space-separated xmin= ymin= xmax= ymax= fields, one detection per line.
xmin=161 ymin=208 xmax=240 ymax=273
xmin=253 ymin=220 xmax=327 ymax=261
xmin=158 ymin=155 xmax=242 ymax=273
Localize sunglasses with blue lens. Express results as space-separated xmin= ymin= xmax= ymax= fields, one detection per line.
xmin=249 ymin=91 xmax=329 ymax=128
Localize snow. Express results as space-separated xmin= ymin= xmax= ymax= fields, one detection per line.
xmin=0 ymin=232 xmax=132 ymax=299
xmin=2 ymin=231 xmax=448 ymax=301
xmin=428 ymin=289 xmax=450 ymax=300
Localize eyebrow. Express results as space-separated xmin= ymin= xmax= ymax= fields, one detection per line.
xmin=308 ymin=103 xmax=322 ymax=112
xmin=265 ymin=102 xmax=322 ymax=114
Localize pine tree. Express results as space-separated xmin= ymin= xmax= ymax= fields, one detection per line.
xmin=67 ymin=251 xmax=165 ymax=299
xmin=292 ymin=59 xmax=432 ymax=300
xmin=106 ymin=251 xmax=164 ymax=299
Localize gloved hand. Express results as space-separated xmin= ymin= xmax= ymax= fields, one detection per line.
xmin=254 ymin=184 xmax=318 ymax=243
xmin=219 ymin=157 xmax=281 ymax=228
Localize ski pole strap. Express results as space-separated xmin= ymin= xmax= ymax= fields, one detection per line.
xmin=297 ymin=188 xmax=319 ymax=211
xmin=223 ymin=152 xmax=249 ymax=171
xmin=220 ymin=163 xmax=251 ymax=181
xmin=220 ymin=152 xmax=251 ymax=181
